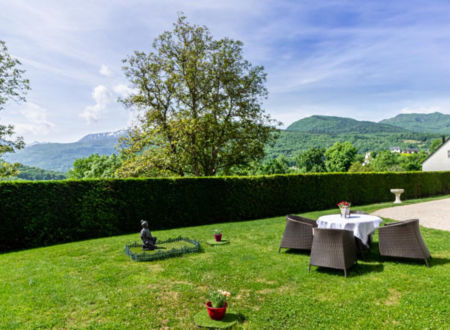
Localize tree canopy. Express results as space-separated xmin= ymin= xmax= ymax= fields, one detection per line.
xmin=69 ymin=154 xmax=122 ymax=179
xmin=296 ymin=147 xmax=326 ymax=173
xmin=0 ymin=40 xmax=28 ymax=178
xmin=324 ymin=142 xmax=357 ymax=172
xmin=429 ymin=138 xmax=443 ymax=154
xmin=118 ymin=16 xmax=278 ymax=177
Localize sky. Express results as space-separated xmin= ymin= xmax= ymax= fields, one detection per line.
xmin=2 ymin=0 xmax=450 ymax=143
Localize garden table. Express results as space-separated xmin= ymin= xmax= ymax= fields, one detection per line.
xmin=316 ymin=214 xmax=382 ymax=247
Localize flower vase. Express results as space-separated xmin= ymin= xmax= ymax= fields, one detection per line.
xmin=214 ymin=234 xmax=222 ymax=242
xmin=340 ymin=207 xmax=350 ymax=218
xmin=206 ymin=302 xmax=228 ymax=320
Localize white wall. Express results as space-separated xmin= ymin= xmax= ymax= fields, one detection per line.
xmin=422 ymin=140 xmax=450 ymax=171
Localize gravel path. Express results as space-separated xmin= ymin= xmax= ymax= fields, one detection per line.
xmin=372 ymin=198 xmax=450 ymax=231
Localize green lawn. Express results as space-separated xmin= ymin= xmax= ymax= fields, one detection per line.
xmin=1 ymin=198 xmax=449 ymax=329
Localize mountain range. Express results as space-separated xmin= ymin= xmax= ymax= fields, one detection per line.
xmin=266 ymin=113 xmax=447 ymax=159
xmin=287 ymin=115 xmax=408 ymax=134
xmin=4 ymin=130 xmax=126 ymax=172
xmin=379 ymin=112 xmax=450 ymax=133
xmin=3 ymin=113 xmax=449 ymax=172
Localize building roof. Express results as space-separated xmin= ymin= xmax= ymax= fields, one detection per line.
xmin=422 ymin=138 xmax=449 ymax=164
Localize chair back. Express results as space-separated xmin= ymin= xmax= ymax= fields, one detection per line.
xmin=313 ymin=228 xmax=354 ymax=241
xmin=287 ymin=214 xmax=317 ymax=227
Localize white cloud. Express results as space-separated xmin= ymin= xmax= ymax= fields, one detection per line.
xmin=4 ymin=1 xmax=450 ymax=142
xmin=113 ymin=84 xmax=135 ymax=98
xmin=81 ymin=85 xmax=112 ymax=123
xmin=99 ymin=64 xmax=112 ymax=77
xmin=14 ymin=102 xmax=55 ymax=136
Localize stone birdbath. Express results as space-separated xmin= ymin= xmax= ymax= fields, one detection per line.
xmin=390 ymin=189 xmax=404 ymax=204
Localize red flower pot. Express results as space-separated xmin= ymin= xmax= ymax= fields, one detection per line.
xmin=214 ymin=234 xmax=222 ymax=242
xmin=206 ymin=301 xmax=228 ymax=320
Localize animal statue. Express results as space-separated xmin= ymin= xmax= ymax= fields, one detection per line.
xmin=140 ymin=220 xmax=157 ymax=251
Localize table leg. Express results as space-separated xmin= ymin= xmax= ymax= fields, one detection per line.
xmin=355 ymin=237 xmax=369 ymax=260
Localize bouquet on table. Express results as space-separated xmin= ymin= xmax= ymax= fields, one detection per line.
xmin=337 ymin=201 xmax=351 ymax=218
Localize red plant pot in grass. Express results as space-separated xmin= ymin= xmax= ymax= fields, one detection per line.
xmin=206 ymin=301 xmax=228 ymax=320
xmin=214 ymin=234 xmax=222 ymax=242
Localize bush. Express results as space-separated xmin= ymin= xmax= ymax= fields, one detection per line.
xmin=1 ymin=171 xmax=449 ymax=251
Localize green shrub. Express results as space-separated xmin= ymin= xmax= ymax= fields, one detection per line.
xmin=1 ymin=171 xmax=449 ymax=251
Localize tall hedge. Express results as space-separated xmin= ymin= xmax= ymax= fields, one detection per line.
xmin=1 ymin=171 xmax=449 ymax=251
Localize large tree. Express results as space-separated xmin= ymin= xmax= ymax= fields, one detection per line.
xmin=324 ymin=142 xmax=357 ymax=172
xmin=296 ymin=147 xmax=326 ymax=173
xmin=68 ymin=154 xmax=122 ymax=179
xmin=0 ymin=41 xmax=29 ymax=177
xmin=429 ymin=138 xmax=443 ymax=154
xmin=118 ymin=16 xmax=278 ymax=177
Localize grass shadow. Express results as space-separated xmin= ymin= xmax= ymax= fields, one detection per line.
xmin=429 ymin=257 xmax=450 ymax=267
xmin=282 ymin=248 xmax=311 ymax=256
xmin=360 ymin=242 xmax=384 ymax=263
xmin=312 ymin=262 xmax=384 ymax=278
xmin=380 ymin=256 xmax=450 ymax=268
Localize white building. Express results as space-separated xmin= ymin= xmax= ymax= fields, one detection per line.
xmin=422 ymin=138 xmax=450 ymax=171
xmin=362 ymin=152 xmax=371 ymax=166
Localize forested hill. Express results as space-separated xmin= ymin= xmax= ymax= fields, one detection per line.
xmin=266 ymin=115 xmax=440 ymax=159
xmin=3 ymin=115 xmax=446 ymax=172
xmin=287 ymin=115 xmax=408 ymax=134
xmin=265 ymin=130 xmax=440 ymax=159
xmin=3 ymin=131 xmax=126 ymax=172
xmin=379 ymin=112 xmax=450 ymax=134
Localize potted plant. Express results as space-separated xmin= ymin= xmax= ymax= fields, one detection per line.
xmin=214 ymin=229 xmax=222 ymax=242
xmin=337 ymin=201 xmax=351 ymax=218
xmin=206 ymin=289 xmax=230 ymax=320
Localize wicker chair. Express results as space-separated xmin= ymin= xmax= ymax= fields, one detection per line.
xmin=378 ymin=219 xmax=431 ymax=267
xmin=278 ymin=215 xmax=317 ymax=252
xmin=308 ymin=228 xmax=357 ymax=277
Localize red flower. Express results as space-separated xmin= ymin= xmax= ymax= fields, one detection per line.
xmin=337 ymin=201 xmax=351 ymax=208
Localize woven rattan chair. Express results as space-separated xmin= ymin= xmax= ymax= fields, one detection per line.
xmin=308 ymin=228 xmax=357 ymax=277
xmin=378 ymin=219 xmax=431 ymax=267
xmin=278 ymin=215 xmax=317 ymax=252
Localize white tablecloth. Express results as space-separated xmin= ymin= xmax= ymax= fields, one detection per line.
xmin=316 ymin=214 xmax=383 ymax=246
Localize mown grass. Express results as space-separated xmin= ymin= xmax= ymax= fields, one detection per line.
xmin=0 ymin=197 xmax=449 ymax=329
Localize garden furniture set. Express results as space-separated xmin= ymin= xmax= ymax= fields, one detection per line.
xmin=279 ymin=214 xmax=431 ymax=277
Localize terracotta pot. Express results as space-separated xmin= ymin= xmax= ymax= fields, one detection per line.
xmin=214 ymin=234 xmax=222 ymax=242
xmin=206 ymin=301 xmax=228 ymax=320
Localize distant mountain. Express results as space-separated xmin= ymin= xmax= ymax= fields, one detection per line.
xmin=4 ymin=130 xmax=127 ymax=172
xmin=4 ymin=113 xmax=448 ymax=172
xmin=78 ymin=130 xmax=126 ymax=143
xmin=379 ymin=112 xmax=450 ymax=134
xmin=266 ymin=130 xmax=439 ymax=159
xmin=287 ymin=115 xmax=408 ymax=134
xmin=266 ymin=115 xmax=440 ymax=159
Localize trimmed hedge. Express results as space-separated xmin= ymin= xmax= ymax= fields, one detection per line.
xmin=1 ymin=171 xmax=449 ymax=251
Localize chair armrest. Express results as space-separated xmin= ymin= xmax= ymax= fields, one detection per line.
xmin=379 ymin=219 xmax=419 ymax=234
xmin=287 ymin=215 xmax=317 ymax=227
xmin=381 ymin=219 xmax=418 ymax=228
xmin=287 ymin=218 xmax=316 ymax=227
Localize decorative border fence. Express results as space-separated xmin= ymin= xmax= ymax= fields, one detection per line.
xmin=124 ymin=236 xmax=201 ymax=261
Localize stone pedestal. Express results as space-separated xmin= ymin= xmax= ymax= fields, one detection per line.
xmin=390 ymin=189 xmax=404 ymax=204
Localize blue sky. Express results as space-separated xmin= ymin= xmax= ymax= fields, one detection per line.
xmin=2 ymin=0 xmax=450 ymax=143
